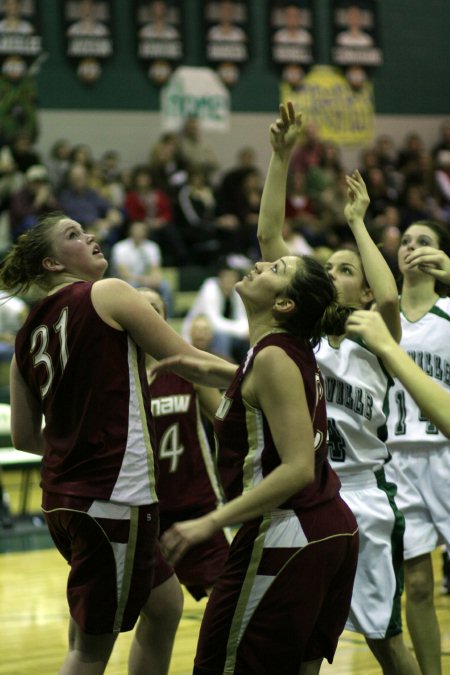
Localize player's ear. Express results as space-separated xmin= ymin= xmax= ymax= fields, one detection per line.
xmin=42 ymin=257 xmax=64 ymax=273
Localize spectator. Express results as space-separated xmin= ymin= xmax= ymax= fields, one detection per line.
xmin=289 ymin=121 xmax=325 ymax=176
xmin=58 ymin=163 xmax=123 ymax=255
xmin=125 ymin=165 xmax=186 ymax=266
xmin=46 ymin=139 xmax=72 ymax=192
xmin=9 ymin=130 xmax=41 ymax=173
xmin=110 ymin=220 xmax=173 ymax=316
xmin=0 ymin=145 xmax=24 ymax=249
xmin=9 ymin=164 xmax=60 ymax=241
xmin=182 ymin=255 xmax=250 ymax=363
xmin=149 ymin=132 xmax=188 ymax=199
xmin=175 ymin=168 xmax=221 ymax=265
xmin=177 ymin=115 xmax=219 ymax=182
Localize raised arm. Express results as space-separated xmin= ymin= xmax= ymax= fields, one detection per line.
xmin=346 ymin=310 xmax=450 ymax=438
xmin=257 ymin=101 xmax=302 ymax=262
xmin=92 ymin=278 xmax=237 ymax=388
xmin=344 ymin=171 xmax=401 ymax=342
xmin=160 ymin=346 xmax=315 ymax=565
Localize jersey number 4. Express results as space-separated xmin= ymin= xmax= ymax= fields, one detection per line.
xmin=393 ymin=390 xmax=438 ymax=435
xmin=327 ymin=418 xmax=346 ymax=462
xmin=159 ymin=422 xmax=184 ymax=473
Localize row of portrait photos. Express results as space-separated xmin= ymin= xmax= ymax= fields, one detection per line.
xmin=0 ymin=0 xmax=383 ymax=86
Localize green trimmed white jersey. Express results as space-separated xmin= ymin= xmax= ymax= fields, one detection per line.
xmin=387 ymin=297 xmax=450 ymax=451
xmin=317 ymin=336 xmax=393 ymax=477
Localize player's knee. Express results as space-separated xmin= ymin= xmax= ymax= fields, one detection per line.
xmin=406 ymin=576 xmax=434 ymax=604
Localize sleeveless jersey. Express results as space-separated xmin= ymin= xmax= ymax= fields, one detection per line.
xmin=215 ymin=332 xmax=340 ymax=509
xmin=149 ymin=371 xmax=223 ymax=515
xmin=387 ymin=296 xmax=450 ymax=452
xmin=14 ymin=281 xmax=158 ymax=505
xmin=317 ymin=336 xmax=393 ymax=477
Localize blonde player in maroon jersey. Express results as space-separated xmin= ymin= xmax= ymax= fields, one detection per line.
xmin=0 ymin=213 xmax=236 ymax=675
xmin=139 ymin=288 xmax=230 ymax=600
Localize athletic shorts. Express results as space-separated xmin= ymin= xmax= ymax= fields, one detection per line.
xmin=339 ymin=469 xmax=405 ymax=639
xmin=160 ymin=512 xmax=231 ymax=600
xmin=193 ymin=495 xmax=359 ymax=675
xmin=385 ymin=445 xmax=450 ymax=559
xmin=42 ymin=492 xmax=159 ymax=635
xmin=152 ymin=540 xmax=176 ymax=589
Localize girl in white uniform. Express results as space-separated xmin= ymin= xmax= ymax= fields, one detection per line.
xmin=257 ymin=101 xmax=421 ymax=674
xmin=385 ymin=223 xmax=450 ymax=675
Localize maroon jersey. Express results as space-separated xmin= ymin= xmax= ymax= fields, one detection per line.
xmin=149 ymin=371 xmax=223 ymax=516
xmin=14 ymin=281 xmax=158 ymax=504
xmin=215 ymin=332 xmax=341 ymax=509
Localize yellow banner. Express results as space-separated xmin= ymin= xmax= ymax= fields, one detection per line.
xmin=281 ymin=65 xmax=374 ymax=146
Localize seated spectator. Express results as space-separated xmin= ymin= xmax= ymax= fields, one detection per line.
xmin=177 ymin=115 xmax=219 ymax=182
xmin=225 ymin=167 xmax=262 ymax=260
xmin=175 ymin=168 xmax=221 ymax=265
xmin=215 ymin=145 xmax=258 ymax=213
xmin=434 ymin=149 xmax=450 ymax=223
xmin=0 ymin=146 xmax=24 ymax=250
xmin=9 ymin=164 xmax=60 ymax=241
xmin=364 ymin=166 xmax=398 ymax=223
xmin=46 ymin=138 xmax=72 ymax=192
xmin=182 ymin=255 xmax=250 ymax=363
xmin=399 ymin=183 xmax=440 ymax=229
xmin=432 ymin=120 xmax=450 ymax=161
xmin=58 ymin=163 xmax=123 ymax=255
xmin=125 ymin=165 xmax=186 ymax=265
xmin=69 ymin=143 xmax=94 ymax=171
xmin=9 ymin=130 xmax=41 ymax=173
xmin=285 ymin=169 xmax=324 ymax=246
xmin=110 ymin=220 xmax=173 ymax=316
xmin=289 ymin=121 xmax=325 ymax=176
xmin=149 ymin=132 xmax=188 ymax=199
xmin=306 ymin=141 xmax=343 ymax=204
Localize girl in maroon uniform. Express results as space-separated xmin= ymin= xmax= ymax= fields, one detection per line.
xmin=0 ymin=214 xmax=236 ymax=675
xmin=140 ymin=288 xmax=230 ymax=600
xmin=156 ymin=247 xmax=359 ymax=670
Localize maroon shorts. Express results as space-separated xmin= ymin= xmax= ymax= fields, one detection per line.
xmin=152 ymin=540 xmax=175 ymax=588
xmin=193 ymin=495 xmax=359 ymax=675
xmin=160 ymin=512 xmax=230 ymax=600
xmin=42 ymin=492 xmax=159 ymax=635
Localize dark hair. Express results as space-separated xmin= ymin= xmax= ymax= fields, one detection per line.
xmin=402 ymin=220 xmax=450 ymax=296
xmin=273 ymin=255 xmax=353 ymax=347
xmin=0 ymin=213 xmax=65 ymax=295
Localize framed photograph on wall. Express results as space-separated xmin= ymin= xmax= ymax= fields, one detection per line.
xmin=135 ymin=0 xmax=184 ymax=86
xmin=269 ymin=1 xmax=314 ymax=90
xmin=203 ymin=0 xmax=250 ymax=87
xmin=331 ymin=1 xmax=382 ymax=75
xmin=0 ymin=0 xmax=44 ymax=81
xmin=63 ymin=0 xmax=113 ymax=84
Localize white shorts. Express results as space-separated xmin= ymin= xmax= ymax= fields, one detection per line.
xmin=339 ymin=469 xmax=404 ymax=639
xmin=385 ymin=445 xmax=450 ymax=559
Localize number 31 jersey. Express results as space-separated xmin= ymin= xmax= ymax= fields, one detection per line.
xmin=386 ymin=297 xmax=450 ymax=451
xmin=14 ymin=281 xmax=158 ymax=505
xmin=317 ymin=336 xmax=393 ymax=476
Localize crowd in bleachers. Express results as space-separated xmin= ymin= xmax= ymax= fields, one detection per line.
xmin=0 ymin=116 xmax=450 ymax=284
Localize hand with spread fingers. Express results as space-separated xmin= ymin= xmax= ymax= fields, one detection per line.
xmin=269 ymin=101 xmax=303 ymax=158
xmin=344 ymin=169 xmax=370 ymax=226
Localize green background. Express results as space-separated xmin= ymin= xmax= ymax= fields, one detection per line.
xmin=35 ymin=0 xmax=450 ymax=114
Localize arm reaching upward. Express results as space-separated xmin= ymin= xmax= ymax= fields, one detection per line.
xmin=344 ymin=171 xmax=401 ymax=342
xmin=346 ymin=310 xmax=450 ymax=438
xmin=257 ymin=101 xmax=302 ymax=262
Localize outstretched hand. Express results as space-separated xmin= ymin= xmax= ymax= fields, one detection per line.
xmin=344 ymin=170 xmax=370 ymax=226
xmin=403 ymin=247 xmax=450 ymax=283
xmin=269 ymin=101 xmax=303 ymax=157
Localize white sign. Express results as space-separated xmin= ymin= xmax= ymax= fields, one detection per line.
xmin=160 ymin=66 xmax=230 ymax=132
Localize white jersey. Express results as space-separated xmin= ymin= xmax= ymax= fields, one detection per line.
xmin=317 ymin=336 xmax=393 ymax=478
xmin=387 ymin=296 xmax=450 ymax=452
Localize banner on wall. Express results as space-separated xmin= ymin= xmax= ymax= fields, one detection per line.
xmin=160 ymin=66 xmax=230 ymax=132
xmin=281 ymin=65 xmax=374 ymax=146
xmin=63 ymin=0 xmax=113 ymax=84
xmin=135 ymin=0 xmax=184 ymax=86
xmin=269 ymin=1 xmax=314 ymax=89
xmin=203 ymin=0 xmax=250 ymax=87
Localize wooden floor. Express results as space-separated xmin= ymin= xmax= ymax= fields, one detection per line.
xmin=0 ymin=470 xmax=449 ymax=674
